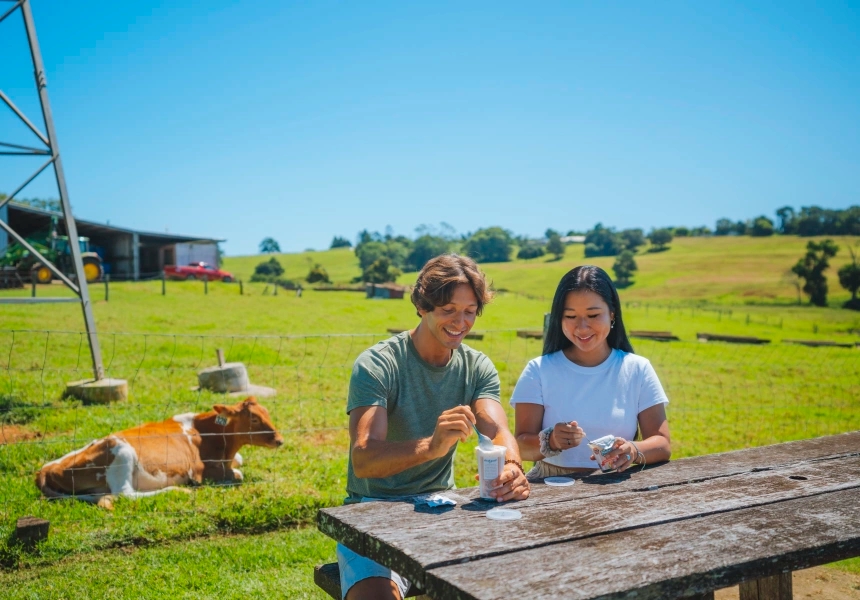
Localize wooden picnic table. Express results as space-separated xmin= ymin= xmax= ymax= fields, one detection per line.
xmin=317 ymin=431 xmax=860 ymax=600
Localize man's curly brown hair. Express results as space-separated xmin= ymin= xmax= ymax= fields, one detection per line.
xmin=410 ymin=254 xmax=494 ymax=317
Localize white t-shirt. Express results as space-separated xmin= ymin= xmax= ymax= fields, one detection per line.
xmin=510 ymin=349 xmax=669 ymax=468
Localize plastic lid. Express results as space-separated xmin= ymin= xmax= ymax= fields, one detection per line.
xmin=544 ymin=476 xmax=575 ymax=487
xmin=485 ymin=508 xmax=522 ymax=521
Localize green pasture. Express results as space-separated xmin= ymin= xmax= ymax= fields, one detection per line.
xmin=224 ymin=235 xmax=860 ymax=306
xmin=0 ymin=235 xmax=859 ymax=596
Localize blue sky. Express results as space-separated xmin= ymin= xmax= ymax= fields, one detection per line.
xmin=2 ymin=1 xmax=858 ymax=255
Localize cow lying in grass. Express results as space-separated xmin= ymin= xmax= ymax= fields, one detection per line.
xmin=36 ymin=397 xmax=283 ymax=509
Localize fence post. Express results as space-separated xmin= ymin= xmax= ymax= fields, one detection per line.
xmin=274 ymin=282 xmax=278 ymax=296
xmin=104 ymin=274 xmax=109 ymax=302
xmin=162 ymin=271 xmax=166 ymax=296
xmin=239 ymin=279 xmax=244 ymax=295
xmin=204 ymin=275 xmax=208 ymax=295
xmin=31 ymin=278 xmax=36 ymax=297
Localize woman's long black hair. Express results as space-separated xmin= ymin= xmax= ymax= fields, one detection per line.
xmin=543 ymin=265 xmax=634 ymax=356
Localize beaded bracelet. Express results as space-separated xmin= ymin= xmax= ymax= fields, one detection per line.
xmin=504 ymin=459 xmax=524 ymax=476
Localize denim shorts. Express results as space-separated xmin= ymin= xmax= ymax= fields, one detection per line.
xmin=336 ymin=542 xmax=411 ymax=599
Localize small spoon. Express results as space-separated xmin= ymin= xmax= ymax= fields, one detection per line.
xmin=473 ymin=424 xmax=494 ymax=450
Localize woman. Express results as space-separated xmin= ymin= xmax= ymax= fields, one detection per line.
xmin=511 ymin=265 xmax=671 ymax=478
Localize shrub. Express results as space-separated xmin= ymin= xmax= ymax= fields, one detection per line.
xmin=251 ymin=257 xmax=284 ymax=280
xmin=306 ymin=264 xmax=330 ymax=284
xmin=517 ymin=244 xmax=545 ymax=259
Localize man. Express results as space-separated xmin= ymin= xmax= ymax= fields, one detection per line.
xmin=339 ymin=253 xmax=530 ymax=600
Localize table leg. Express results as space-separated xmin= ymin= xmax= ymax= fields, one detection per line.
xmin=739 ymin=572 xmax=793 ymax=600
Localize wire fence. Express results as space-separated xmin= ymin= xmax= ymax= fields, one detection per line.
xmin=0 ymin=328 xmax=858 ymax=554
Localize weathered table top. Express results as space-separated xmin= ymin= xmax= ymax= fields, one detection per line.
xmin=317 ymin=431 xmax=860 ymax=600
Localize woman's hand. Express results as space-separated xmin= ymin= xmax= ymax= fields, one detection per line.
xmin=549 ymin=421 xmax=585 ymax=451
xmin=599 ymin=437 xmax=639 ymax=472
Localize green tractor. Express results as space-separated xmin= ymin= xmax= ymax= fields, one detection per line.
xmin=0 ymin=234 xmax=104 ymax=284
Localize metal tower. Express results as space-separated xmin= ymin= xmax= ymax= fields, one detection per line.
xmin=0 ymin=0 xmax=104 ymax=381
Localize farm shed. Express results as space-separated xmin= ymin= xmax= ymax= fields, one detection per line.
xmin=365 ymin=283 xmax=407 ymax=299
xmin=2 ymin=203 xmax=224 ymax=281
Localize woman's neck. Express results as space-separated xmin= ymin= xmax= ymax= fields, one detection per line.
xmin=563 ymin=343 xmax=612 ymax=367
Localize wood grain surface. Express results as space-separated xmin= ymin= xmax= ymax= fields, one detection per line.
xmin=317 ymin=431 xmax=860 ymax=600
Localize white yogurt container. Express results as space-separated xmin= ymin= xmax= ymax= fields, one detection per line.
xmin=476 ymin=444 xmax=507 ymax=500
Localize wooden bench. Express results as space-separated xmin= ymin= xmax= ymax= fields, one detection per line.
xmin=516 ymin=329 xmax=543 ymax=339
xmin=782 ymin=339 xmax=856 ymax=349
xmin=629 ymin=330 xmax=680 ymax=341
xmin=696 ymin=332 xmax=770 ymax=344
xmin=314 ymin=562 xmax=422 ymax=599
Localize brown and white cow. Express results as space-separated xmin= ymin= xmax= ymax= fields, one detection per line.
xmin=36 ymin=397 xmax=283 ymax=508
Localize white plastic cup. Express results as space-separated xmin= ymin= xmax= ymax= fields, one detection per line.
xmin=476 ymin=444 xmax=507 ymax=500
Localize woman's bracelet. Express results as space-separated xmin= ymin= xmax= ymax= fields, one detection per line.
xmin=538 ymin=426 xmax=562 ymax=457
xmin=632 ymin=441 xmax=647 ymax=471
xmin=631 ymin=441 xmax=642 ymax=463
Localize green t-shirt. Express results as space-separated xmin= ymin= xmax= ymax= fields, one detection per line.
xmin=346 ymin=331 xmax=501 ymax=502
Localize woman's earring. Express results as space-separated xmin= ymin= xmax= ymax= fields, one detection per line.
xmin=611 ymin=319 xmax=615 ymax=329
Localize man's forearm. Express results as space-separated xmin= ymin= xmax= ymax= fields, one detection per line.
xmin=494 ymin=428 xmax=524 ymax=466
xmin=351 ymin=436 xmax=438 ymax=479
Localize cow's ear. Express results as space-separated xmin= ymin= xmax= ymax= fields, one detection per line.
xmin=213 ymin=404 xmax=231 ymax=426
xmin=245 ymin=396 xmax=259 ymax=405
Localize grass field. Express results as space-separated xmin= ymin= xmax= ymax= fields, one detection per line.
xmin=0 ymin=234 xmax=858 ymax=597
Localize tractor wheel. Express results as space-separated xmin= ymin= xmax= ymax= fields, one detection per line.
xmin=186 ymin=274 xmax=196 ymax=281
xmin=32 ymin=264 xmax=53 ymax=284
xmin=82 ymin=257 xmax=103 ymax=283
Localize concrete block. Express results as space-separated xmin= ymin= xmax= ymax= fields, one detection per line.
xmin=65 ymin=378 xmax=128 ymax=405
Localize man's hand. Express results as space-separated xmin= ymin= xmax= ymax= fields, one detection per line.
xmin=477 ymin=463 xmax=530 ymax=502
xmin=428 ymin=406 xmax=476 ymax=459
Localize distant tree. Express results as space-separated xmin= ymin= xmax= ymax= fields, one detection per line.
xmin=517 ymin=243 xmax=545 ymax=260
xmin=791 ymin=239 xmax=839 ymax=306
xmin=648 ymin=228 xmax=674 ymax=251
xmin=363 ymin=257 xmax=402 ymax=283
xmin=734 ymin=221 xmax=748 ymax=235
xmin=8 ymin=196 xmax=61 ymax=212
xmin=406 ymin=235 xmax=450 ymax=271
xmin=544 ymin=228 xmax=560 ymax=240
xmin=838 ymin=247 xmax=860 ymax=310
xmin=750 ymin=216 xmax=775 ymax=237
xmin=612 ymin=250 xmax=638 ymax=287
xmin=673 ymin=227 xmax=689 ymax=237
xmin=306 ymin=263 xmax=330 ymax=284
xmin=461 ymin=227 xmax=513 ymax=262
xmin=259 ymin=237 xmax=280 ymax=254
xmin=690 ymin=226 xmax=712 ymax=237
xmin=584 ymin=223 xmax=623 ymax=257
xmin=546 ymin=233 xmax=565 ymax=260
xmin=781 ymin=269 xmax=804 ymax=305
xmin=385 ymin=240 xmax=410 ymax=269
xmin=355 ymin=241 xmax=387 ymax=270
xmin=775 ymin=206 xmax=796 ymax=234
xmin=330 ymin=236 xmax=352 ymax=249
xmin=619 ymin=228 xmax=646 ymax=251
xmin=714 ymin=218 xmax=734 ymax=236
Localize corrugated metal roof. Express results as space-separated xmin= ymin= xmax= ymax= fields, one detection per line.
xmin=6 ymin=203 xmax=225 ymax=244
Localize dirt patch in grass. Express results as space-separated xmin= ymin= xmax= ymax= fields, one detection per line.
xmin=715 ymin=566 xmax=860 ymax=599
xmin=0 ymin=424 xmax=41 ymax=445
